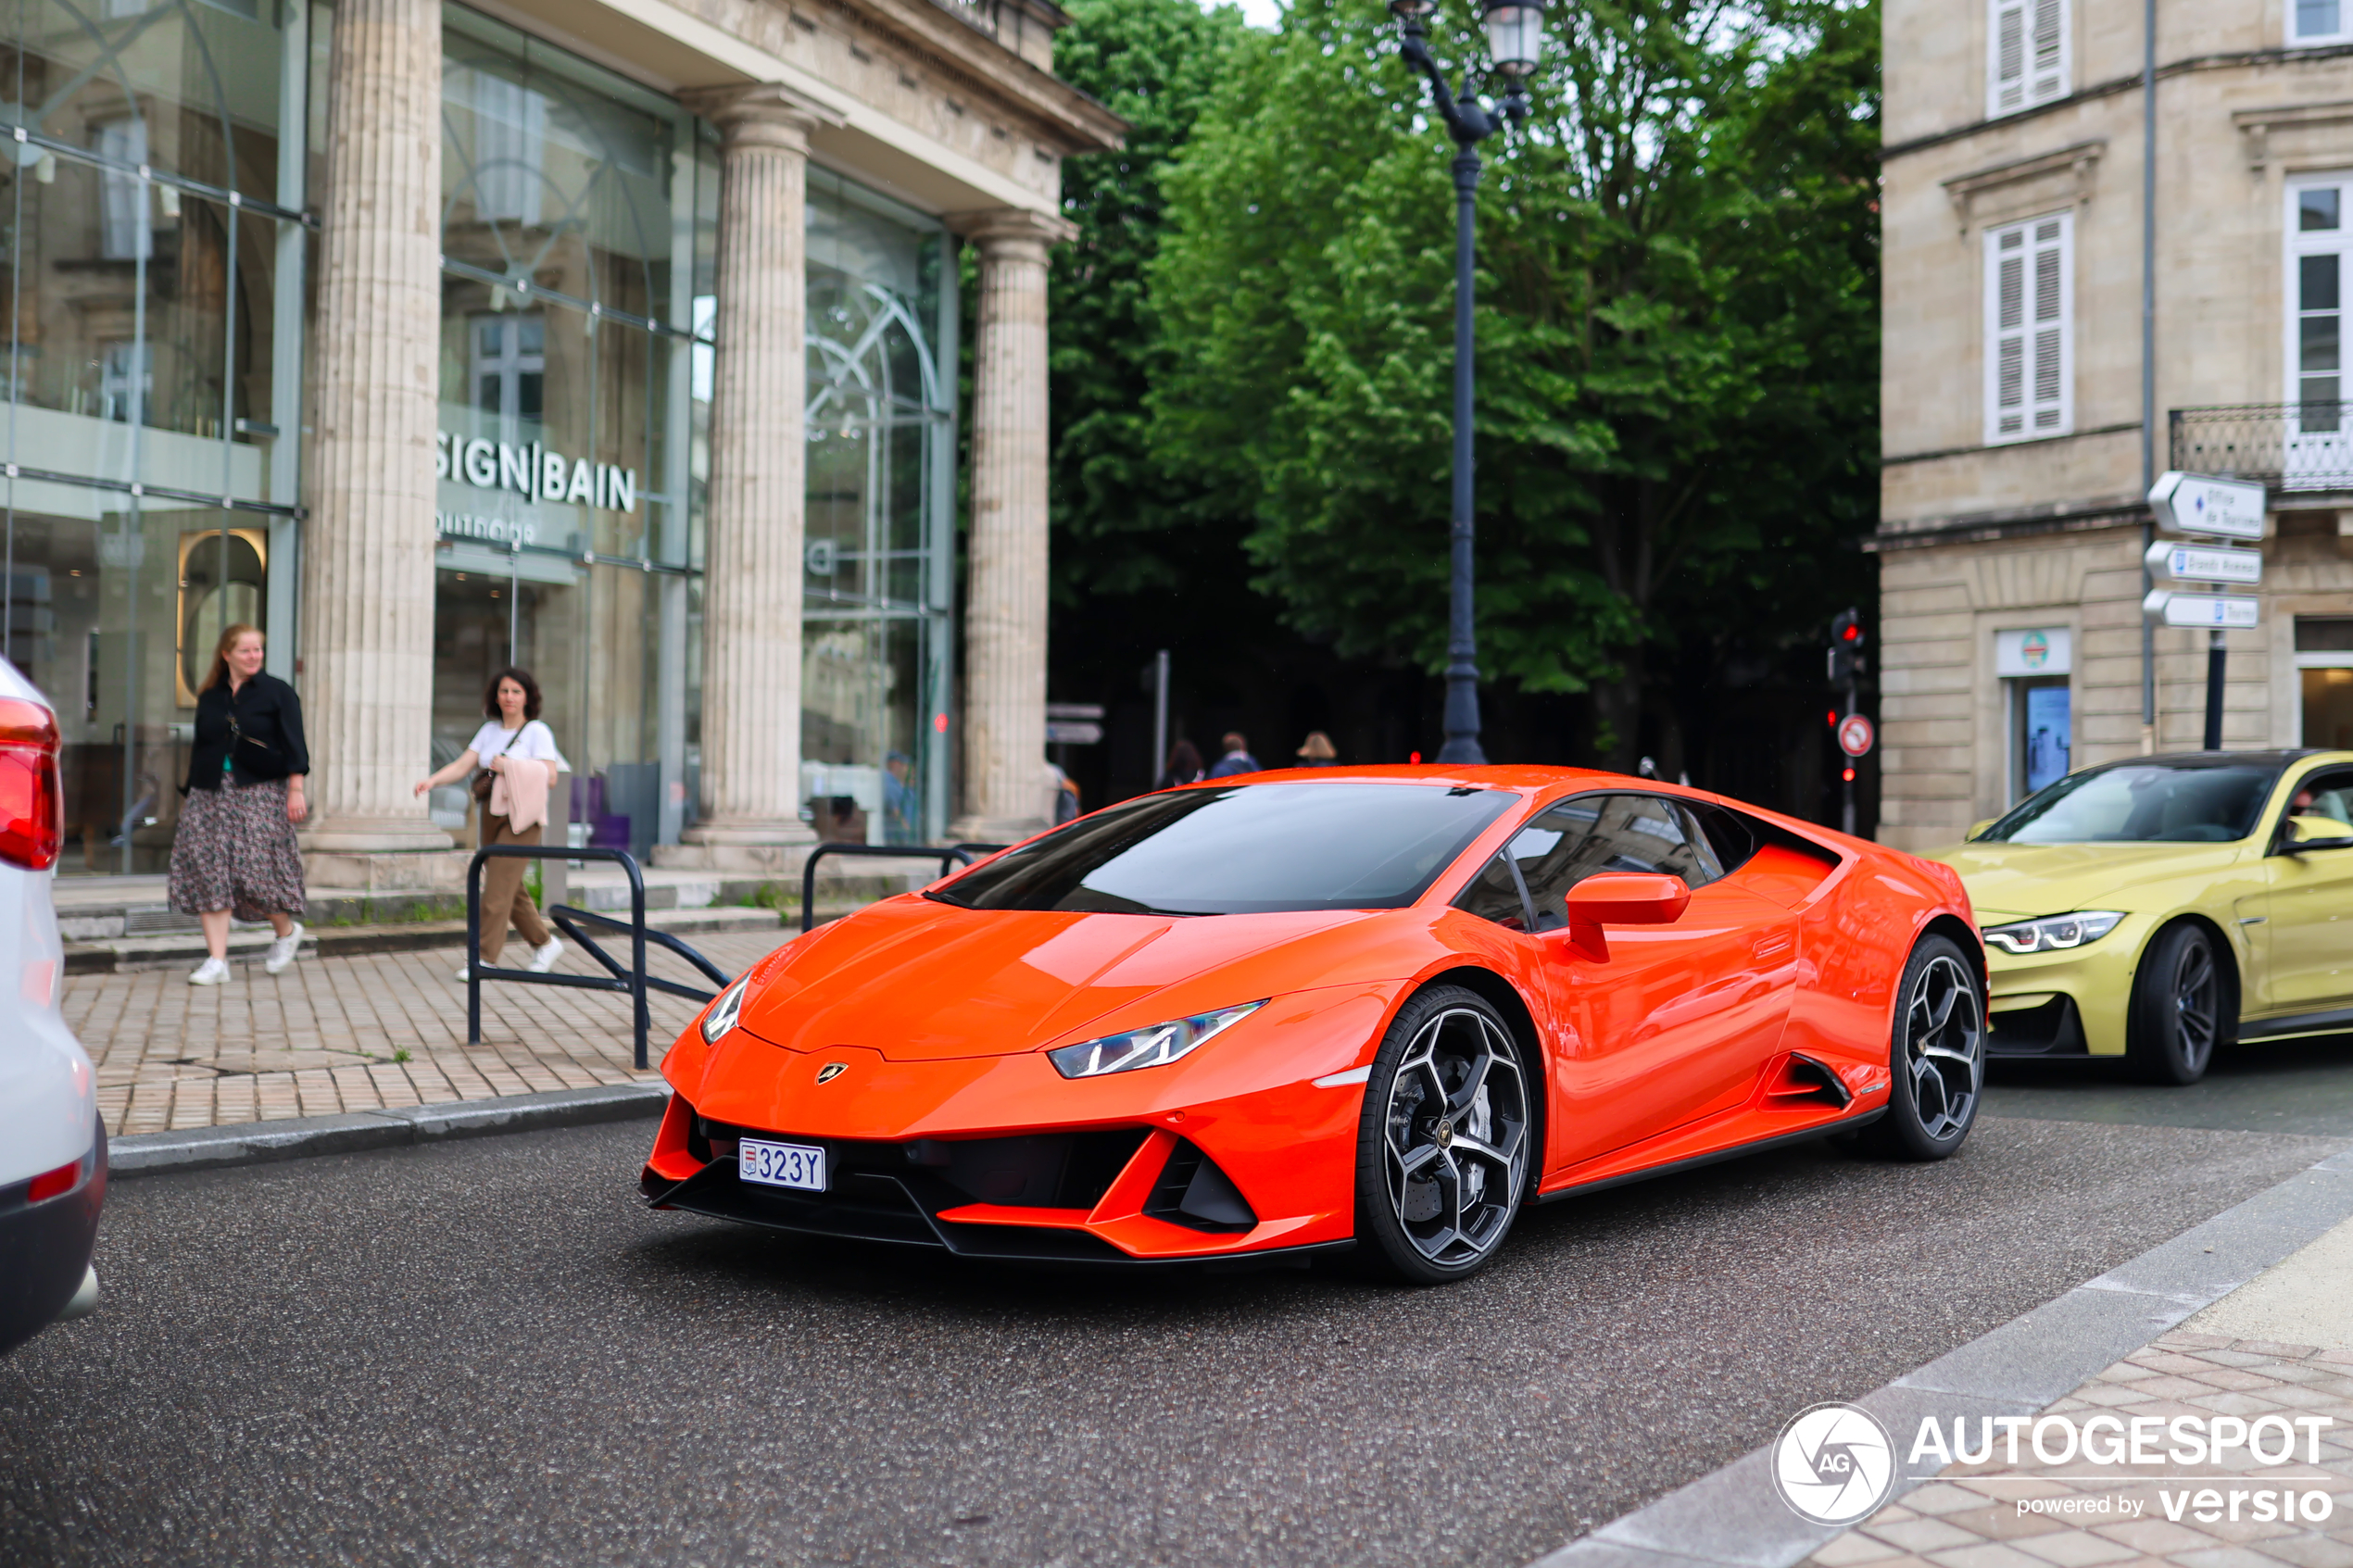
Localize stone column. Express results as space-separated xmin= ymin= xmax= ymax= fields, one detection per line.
xmin=298 ymin=0 xmax=455 ymax=889
xmin=950 ymin=209 xmax=1076 ymax=844
xmin=661 ymin=85 xmax=839 ymax=874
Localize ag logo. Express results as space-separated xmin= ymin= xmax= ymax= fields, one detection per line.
xmin=815 ymin=1062 xmax=849 ymax=1085
xmin=1770 ymin=1401 xmax=1895 ymax=1524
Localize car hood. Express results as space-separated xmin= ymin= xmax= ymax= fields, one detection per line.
xmin=732 ymin=897 xmax=1385 ymax=1061
xmin=1925 ymin=840 xmax=2243 ymax=922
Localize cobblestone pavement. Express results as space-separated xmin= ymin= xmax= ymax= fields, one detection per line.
xmin=65 ymin=931 xmax=789 ymax=1135
xmin=1807 ymin=1332 xmax=2353 ymax=1568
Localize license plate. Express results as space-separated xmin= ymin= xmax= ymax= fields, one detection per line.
xmin=737 ymin=1138 xmax=826 ymax=1193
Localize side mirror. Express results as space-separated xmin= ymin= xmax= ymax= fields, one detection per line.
xmin=1966 ymin=819 xmax=1996 ymax=842
xmin=1560 ymin=872 xmax=1692 ymax=961
xmin=2284 ymin=814 xmax=2353 ymax=854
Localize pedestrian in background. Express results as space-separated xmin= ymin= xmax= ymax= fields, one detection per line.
xmin=170 ymin=624 xmax=308 ymax=986
xmin=1157 ymin=738 xmax=1205 ymax=791
xmin=1296 ymin=731 xmax=1339 ymax=767
xmin=1207 ymin=731 xmax=1260 ymax=779
xmin=414 ymin=667 xmax=567 ymax=982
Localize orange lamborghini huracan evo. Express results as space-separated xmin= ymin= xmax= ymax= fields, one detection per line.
xmin=641 ymin=767 xmax=1987 ymax=1285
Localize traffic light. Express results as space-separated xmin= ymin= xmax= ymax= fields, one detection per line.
xmin=1828 ymin=608 xmax=1867 ymax=687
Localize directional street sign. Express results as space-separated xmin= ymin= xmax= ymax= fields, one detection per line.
xmin=2143 ymin=590 xmax=2262 ymax=629
xmin=2148 ymin=471 xmax=2267 ymax=540
xmin=2145 ymin=538 xmax=2264 ymax=587
xmin=1836 ymin=714 xmax=1875 ymax=759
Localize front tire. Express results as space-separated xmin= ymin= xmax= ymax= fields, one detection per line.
xmin=1353 ymin=985 xmax=1531 ymax=1286
xmin=2127 ymin=922 xmax=2223 ymax=1085
xmin=1855 ymin=935 xmax=1985 ymax=1160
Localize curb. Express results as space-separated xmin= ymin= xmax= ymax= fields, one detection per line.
xmin=1526 ymin=1144 xmax=2353 ymax=1568
xmin=107 ymin=1083 xmax=671 ymax=1178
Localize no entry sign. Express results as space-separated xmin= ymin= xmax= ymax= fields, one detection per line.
xmin=1837 ymin=714 xmax=1875 ymax=759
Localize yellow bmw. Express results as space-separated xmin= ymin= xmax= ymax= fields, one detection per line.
xmin=1927 ymin=750 xmax=2353 ymax=1085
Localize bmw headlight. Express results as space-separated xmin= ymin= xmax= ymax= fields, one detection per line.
xmin=1982 ymin=911 xmax=2125 ymax=956
xmin=1046 ymin=1001 xmax=1265 ymax=1080
xmin=700 ymin=978 xmax=749 ymax=1043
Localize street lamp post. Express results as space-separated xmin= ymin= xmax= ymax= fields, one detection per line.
xmin=1388 ymin=0 xmax=1545 ymax=766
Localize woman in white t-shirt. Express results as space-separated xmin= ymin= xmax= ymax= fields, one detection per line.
xmin=414 ymin=666 xmax=570 ymax=981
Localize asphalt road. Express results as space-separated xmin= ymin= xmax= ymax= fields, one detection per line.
xmin=6 ymin=1043 xmax=2352 ymax=1568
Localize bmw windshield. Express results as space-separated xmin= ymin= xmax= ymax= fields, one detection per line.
xmin=928 ymin=783 xmax=1515 ymax=915
xmin=1976 ymin=759 xmax=2288 ymax=844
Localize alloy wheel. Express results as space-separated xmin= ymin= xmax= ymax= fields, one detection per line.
xmin=2170 ymin=935 xmax=2220 ymax=1078
xmin=1381 ymin=1006 xmax=1529 ymax=1268
xmin=1902 ymin=954 xmax=1983 ymax=1142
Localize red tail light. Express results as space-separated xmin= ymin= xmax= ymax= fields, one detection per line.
xmin=0 ymin=696 xmax=64 ymax=872
xmin=26 ymin=1158 xmax=82 ymax=1203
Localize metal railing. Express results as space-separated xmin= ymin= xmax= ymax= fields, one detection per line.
xmin=799 ymin=842 xmax=1006 ymax=934
xmin=2170 ymin=403 xmax=2353 ymax=491
xmin=465 ymin=846 xmax=734 ymax=1072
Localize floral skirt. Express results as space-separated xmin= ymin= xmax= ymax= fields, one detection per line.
xmin=168 ymin=778 xmax=307 ymax=921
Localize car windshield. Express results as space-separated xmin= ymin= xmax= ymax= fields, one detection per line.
xmin=928 ymin=783 xmax=1516 ymax=915
xmin=1977 ymin=760 xmax=2286 ymax=844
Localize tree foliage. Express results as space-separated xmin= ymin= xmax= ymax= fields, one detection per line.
xmin=1047 ymin=0 xmax=1253 ymax=608
xmin=1149 ymin=0 xmax=1881 ymax=765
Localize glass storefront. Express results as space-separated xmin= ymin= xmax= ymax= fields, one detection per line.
xmin=430 ymin=6 xmax=701 ymax=857
xmin=432 ymin=10 xmax=955 ymax=857
xmin=0 ymin=0 xmax=308 ymax=872
xmin=800 ymin=169 xmax=955 ymax=847
xmin=0 ymin=1 xmax=961 ymax=874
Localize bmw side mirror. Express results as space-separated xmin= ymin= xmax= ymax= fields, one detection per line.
xmin=1555 ymin=872 xmax=1692 ymax=962
xmin=2283 ymin=814 xmax=2353 ymax=855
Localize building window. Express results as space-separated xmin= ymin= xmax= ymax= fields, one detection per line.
xmin=1983 ymin=214 xmax=2072 ymax=444
xmin=2295 ymin=0 xmax=2352 ymax=46
xmin=2297 ymin=617 xmax=2353 ymax=749
xmin=1995 ymin=628 xmax=2072 ymax=802
xmin=1988 ymin=0 xmax=2068 ymax=118
xmin=2286 ymin=180 xmax=2353 ymax=482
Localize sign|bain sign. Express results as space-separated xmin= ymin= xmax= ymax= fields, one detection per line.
xmin=435 ymin=433 xmax=638 ymax=515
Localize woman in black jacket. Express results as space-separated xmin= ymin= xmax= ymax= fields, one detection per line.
xmin=170 ymin=623 xmax=310 ymax=985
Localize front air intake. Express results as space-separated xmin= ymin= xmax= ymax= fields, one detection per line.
xmin=1143 ymin=1140 xmax=1256 ymax=1233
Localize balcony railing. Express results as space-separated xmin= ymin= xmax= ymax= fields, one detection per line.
xmin=2170 ymin=403 xmax=2353 ymax=492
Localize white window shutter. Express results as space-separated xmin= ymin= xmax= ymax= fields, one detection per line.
xmin=1986 ymin=214 xmax=2073 ymax=445
xmin=1989 ymin=0 xmax=2067 ymax=117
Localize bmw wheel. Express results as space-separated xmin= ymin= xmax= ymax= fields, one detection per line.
xmin=1353 ymin=985 xmax=1531 ymax=1285
xmin=1856 ymin=935 xmax=1984 ymax=1161
xmin=2127 ymin=922 xmax=2224 ymax=1085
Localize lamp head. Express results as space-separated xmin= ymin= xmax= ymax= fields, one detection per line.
xmin=1480 ymin=0 xmax=1547 ymax=81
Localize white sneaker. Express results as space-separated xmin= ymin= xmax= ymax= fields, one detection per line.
xmin=188 ymin=957 xmax=230 ymax=986
xmin=263 ymin=922 xmax=306 ymax=974
xmin=527 ymin=935 xmax=564 ymax=973
xmin=454 ymin=966 xmax=472 ymax=983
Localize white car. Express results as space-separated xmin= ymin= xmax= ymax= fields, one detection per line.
xmin=0 ymin=657 xmax=101 ymax=1355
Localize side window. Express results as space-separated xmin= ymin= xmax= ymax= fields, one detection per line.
xmin=1453 ymin=850 xmax=1531 ymax=932
xmin=2290 ymin=769 xmax=2353 ymax=831
xmin=1514 ymin=795 xmax=1727 ymax=933
xmin=1687 ymin=801 xmax=1758 ymax=874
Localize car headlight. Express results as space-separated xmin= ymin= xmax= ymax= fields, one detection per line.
xmin=1046 ymin=1001 xmax=1265 ymax=1080
xmin=700 ymin=978 xmax=749 ymax=1043
xmin=1982 ymin=911 xmax=2125 ymax=956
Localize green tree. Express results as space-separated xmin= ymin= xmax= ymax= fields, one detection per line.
xmin=1048 ymin=0 xmax=1253 ymax=607
xmin=1150 ymin=0 xmax=1880 ymax=769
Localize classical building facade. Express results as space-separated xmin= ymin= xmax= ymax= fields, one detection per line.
xmin=0 ymin=0 xmax=1117 ymax=884
xmin=1879 ymin=0 xmax=2353 ymax=852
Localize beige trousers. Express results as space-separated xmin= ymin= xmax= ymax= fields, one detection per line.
xmin=478 ymin=811 xmax=550 ymax=962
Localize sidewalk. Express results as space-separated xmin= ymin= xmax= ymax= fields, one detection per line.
xmin=1802 ymin=1218 xmax=2353 ymax=1568
xmin=66 ymin=928 xmax=788 ymax=1136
